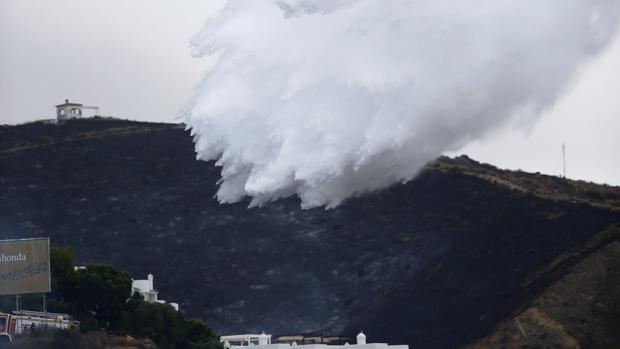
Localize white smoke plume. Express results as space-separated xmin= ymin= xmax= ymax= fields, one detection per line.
xmin=182 ymin=0 xmax=619 ymax=209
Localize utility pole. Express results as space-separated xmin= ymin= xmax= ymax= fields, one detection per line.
xmin=562 ymin=142 xmax=567 ymax=178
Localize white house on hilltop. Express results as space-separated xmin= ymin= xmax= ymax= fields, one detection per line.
xmin=132 ymin=274 xmax=179 ymax=311
xmin=55 ymin=99 xmax=99 ymax=122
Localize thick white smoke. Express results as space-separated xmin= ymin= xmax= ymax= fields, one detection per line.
xmin=182 ymin=0 xmax=619 ymax=209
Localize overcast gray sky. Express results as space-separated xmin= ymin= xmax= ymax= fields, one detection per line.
xmin=1 ymin=0 xmax=618 ymax=186
xmin=0 ymin=0 xmax=225 ymax=123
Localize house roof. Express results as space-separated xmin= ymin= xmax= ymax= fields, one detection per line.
xmin=220 ymin=334 xmax=272 ymax=342
xmin=56 ymin=99 xmax=83 ymax=108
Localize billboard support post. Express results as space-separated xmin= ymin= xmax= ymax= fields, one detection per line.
xmin=43 ymin=294 xmax=48 ymax=327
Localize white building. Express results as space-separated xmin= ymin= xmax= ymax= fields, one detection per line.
xmin=55 ymin=99 xmax=99 ymax=122
xmin=132 ymin=274 xmax=179 ymax=311
xmin=220 ymin=332 xmax=408 ymax=349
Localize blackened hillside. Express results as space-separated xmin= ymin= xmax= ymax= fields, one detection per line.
xmin=1 ymin=119 xmax=618 ymax=349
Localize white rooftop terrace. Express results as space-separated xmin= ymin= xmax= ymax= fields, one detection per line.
xmin=221 ymin=332 xmax=408 ymax=349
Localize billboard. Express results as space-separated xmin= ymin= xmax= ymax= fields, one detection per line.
xmin=0 ymin=238 xmax=50 ymax=295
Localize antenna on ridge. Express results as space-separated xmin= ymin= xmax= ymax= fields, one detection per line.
xmin=562 ymin=142 xmax=567 ymax=178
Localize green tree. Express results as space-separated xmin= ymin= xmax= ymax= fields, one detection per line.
xmin=183 ymin=318 xmax=222 ymax=349
xmin=119 ymin=297 xmax=186 ymax=349
xmin=119 ymin=297 xmax=221 ymax=349
xmin=50 ymin=246 xmax=76 ymax=300
xmin=73 ymin=265 xmax=132 ymax=329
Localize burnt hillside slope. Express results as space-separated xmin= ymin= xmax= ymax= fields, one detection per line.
xmin=462 ymin=224 xmax=620 ymax=349
xmin=1 ymin=119 xmax=618 ymax=349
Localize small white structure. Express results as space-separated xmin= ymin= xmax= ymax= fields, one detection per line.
xmin=356 ymin=332 xmax=366 ymax=345
xmin=55 ymin=99 xmax=99 ymax=122
xmin=132 ymin=274 xmax=179 ymax=311
xmin=221 ymin=332 xmax=407 ymax=349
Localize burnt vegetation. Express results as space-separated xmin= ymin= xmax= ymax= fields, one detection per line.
xmin=1 ymin=119 xmax=619 ymax=349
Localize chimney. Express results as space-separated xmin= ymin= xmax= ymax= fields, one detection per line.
xmin=65 ymin=99 xmax=69 ymax=104
xmin=356 ymin=331 xmax=366 ymax=345
xmin=259 ymin=332 xmax=269 ymax=345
